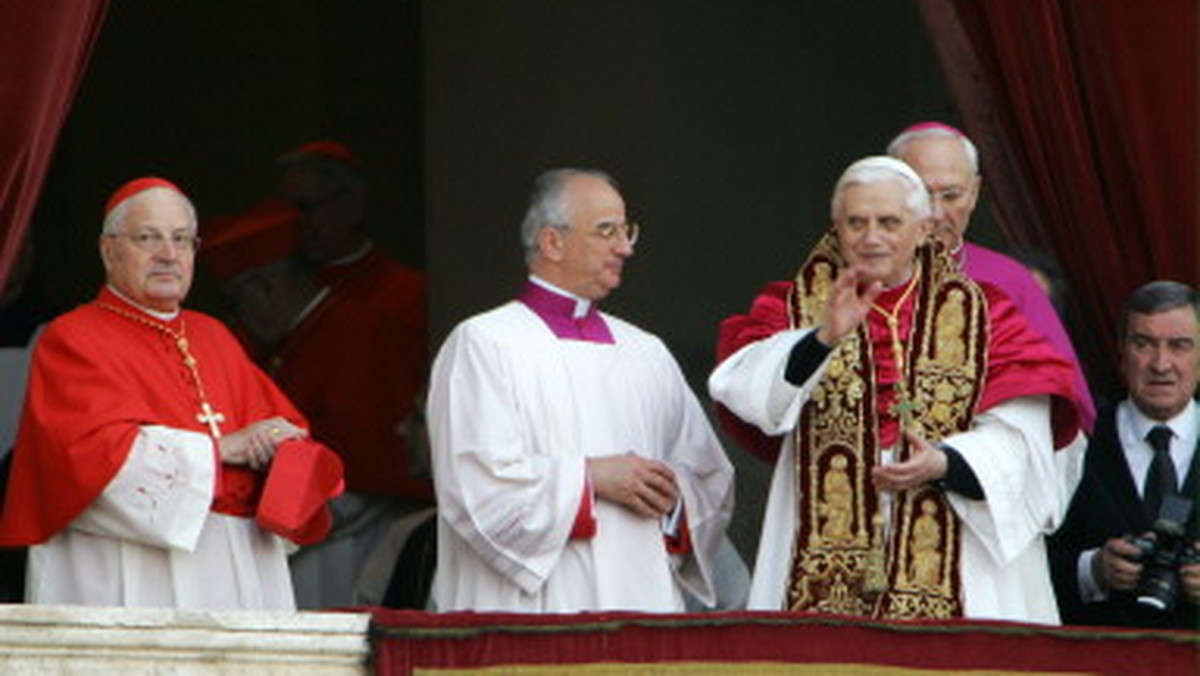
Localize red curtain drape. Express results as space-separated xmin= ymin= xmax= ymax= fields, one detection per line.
xmin=920 ymin=0 xmax=1197 ymax=397
xmin=0 ymin=0 xmax=109 ymax=293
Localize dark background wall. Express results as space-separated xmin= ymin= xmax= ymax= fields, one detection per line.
xmin=26 ymin=0 xmax=980 ymax=566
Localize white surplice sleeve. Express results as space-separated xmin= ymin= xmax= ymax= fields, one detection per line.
xmin=943 ymin=395 xmax=1063 ymax=565
xmin=69 ymin=425 xmax=216 ymax=552
xmin=428 ymin=321 xmax=586 ymax=595
xmin=707 ymin=327 xmax=828 ymax=434
xmin=657 ymin=345 xmax=735 ymax=608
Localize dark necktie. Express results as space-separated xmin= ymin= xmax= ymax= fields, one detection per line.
xmin=1143 ymin=425 xmax=1178 ymax=521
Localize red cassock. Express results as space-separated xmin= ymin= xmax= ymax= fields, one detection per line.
xmin=269 ymin=246 xmax=431 ymax=498
xmin=714 ymin=279 xmax=1082 ymax=462
xmin=0 ymin=287 xmax=342 ymax=546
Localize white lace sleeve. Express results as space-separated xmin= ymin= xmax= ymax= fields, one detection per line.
xmin=70 ymin=425 xmax=217 ymax=552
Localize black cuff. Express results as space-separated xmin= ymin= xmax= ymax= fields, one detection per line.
xmin=933 ymin=444 xmax=984 ymax=500
xmin=784 ymin=331 xmax=833 ymax=387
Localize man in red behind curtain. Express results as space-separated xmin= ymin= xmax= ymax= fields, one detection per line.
xmin=266 ymin=142 xmax=434 ymax=609
xmin=0 ymin=177 xmax=343 ymax=610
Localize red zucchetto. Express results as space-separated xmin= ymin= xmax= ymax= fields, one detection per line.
xmin=897 ymin=121 xmax=967 ymax=137
xmin=105 ymin=176 xmax=186 ymax=214
xmin=279 ymin=140 xmax=363 ymax=172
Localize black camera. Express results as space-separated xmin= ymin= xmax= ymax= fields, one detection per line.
xmin=1124 ymin=494 xmax=1200 ymax=612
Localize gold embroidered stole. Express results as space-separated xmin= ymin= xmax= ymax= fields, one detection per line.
xmin=783 ymin=235 xmax=989 ymax=620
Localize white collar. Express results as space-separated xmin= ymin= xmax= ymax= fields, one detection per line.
xmin=326 ymin=240 xmax=374 ymax=267
xmin=105 ymin=284 xmax=180 ymax=322
xmin=1121 ymin=398 xmax=1197 ymax=446
xmin=528 ymin=275 xmax=592 ymax=319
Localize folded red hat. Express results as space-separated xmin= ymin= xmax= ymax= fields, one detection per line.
xmin=199 ymin=196 xmax=302 ymax=280
xmin=256 ymin=439 xmax=345 ymax=545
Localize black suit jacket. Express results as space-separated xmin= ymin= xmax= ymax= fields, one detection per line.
xmin=1049 ymin=401 xmax=1200 ymax=629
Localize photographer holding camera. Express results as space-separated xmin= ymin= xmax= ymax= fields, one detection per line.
xmin=1049 ymin=281 xmax=1199 ymax=629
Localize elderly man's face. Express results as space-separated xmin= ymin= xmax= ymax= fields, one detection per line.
xmin=834 ymin=179 xmax=927 ymax=288
xmin=1122 ymin=306 xmax=1198 ymax=421
xmin=100 ymin=188 xmax=196 ymax=312
xmin=555 ymin=175 xmax=634 ymax=301
xmin=896 ymin=136 xmax=979 ymax=251
xmin=278 ymin=164 xmax=363 ymax=265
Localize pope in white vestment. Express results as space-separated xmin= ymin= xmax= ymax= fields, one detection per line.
xmin=427 ymin=169 xmax=734 ymax=613
xmin=708 ymin=158 xmax=1083 ymax=624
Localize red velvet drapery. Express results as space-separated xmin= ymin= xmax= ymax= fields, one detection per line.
xmin=0 ymin=0 xmax=109 ymax=293
xmin=371 ymin=609 xmax=1200 ymax=676
xmin=923 ymin=0 xmax=1197 ymax=397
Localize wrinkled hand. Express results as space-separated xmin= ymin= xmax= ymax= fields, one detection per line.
xmin=1093 ymin=536 xmax=1145 ymax=593
xmin=871 ymin=428 xmax=948 ymax=493
xmin=218 ymin=416 xmax=307 ymax=470
xmin=587 ymin=452 xmax=679 ymax=519
xmin=816 ymin=267 xmax=884 ymax=345
xmin=1180 ymin=542 xmax=1200 ymax=604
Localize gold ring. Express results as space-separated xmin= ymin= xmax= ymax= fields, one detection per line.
xmin=270 ymin=426 xmax=281 ymax=436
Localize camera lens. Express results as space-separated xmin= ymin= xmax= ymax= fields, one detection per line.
xmin=1136 ymin=573 xmax=1176 ymax=611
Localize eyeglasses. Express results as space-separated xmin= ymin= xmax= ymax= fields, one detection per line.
xmin=107 ymin=231 xmax=201 ymax=252
xmin=928 ymin=187 xmax=969 ymax=205
xmin=591 ymin=221 xmax=639 ymax=245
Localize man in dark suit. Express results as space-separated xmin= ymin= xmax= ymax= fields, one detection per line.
xmin=1049 ymin=280 xmax=1199 ymax=629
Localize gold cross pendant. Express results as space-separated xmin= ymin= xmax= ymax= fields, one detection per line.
xmin=197 ymin=401 xmax=225 ymax=438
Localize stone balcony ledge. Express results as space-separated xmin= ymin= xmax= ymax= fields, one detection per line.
xmin=0 ymin=604 xmax=372 ymax=675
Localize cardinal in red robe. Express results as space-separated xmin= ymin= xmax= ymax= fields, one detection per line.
xmin=0 ymin=177 xmax=343 ymax=610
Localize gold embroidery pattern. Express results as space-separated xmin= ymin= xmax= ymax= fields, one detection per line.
xmin=786 ymin=243 xmax=879 ymax=616
xmin=875 ymin=247 xmax=988 ymax=620
xmin=911 ymin=274 xmax=987 ymax=441
xmin=783 ymin=237 xmax=989 ymax=620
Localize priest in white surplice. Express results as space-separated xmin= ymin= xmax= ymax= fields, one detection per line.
xmin=428 ymin=169 xmax=734 ymax=612
xmin=709 ymin=157 xmax=1083 ymax=623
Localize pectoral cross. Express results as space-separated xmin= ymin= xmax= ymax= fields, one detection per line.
xmin=94 ymin=303 xmax=228 ymax=442
xmin=889 ymin=389 xmax=916 ymax=433
xmin=197 ymin=402 xmax=225 ymax=438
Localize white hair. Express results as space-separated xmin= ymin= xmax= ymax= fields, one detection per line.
xmin=830 ymin=156 xmax=932 ymax=221
xmin=887 ymin=124 xmax=980 ymax=175
xmin=519 ymin=168 xmax=616 ymax=261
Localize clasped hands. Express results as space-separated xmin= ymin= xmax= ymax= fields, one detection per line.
xmin=586 ymin=452 xmax=679 ymax=519
xmin=217 ymin=416 xmax=307 ymax=470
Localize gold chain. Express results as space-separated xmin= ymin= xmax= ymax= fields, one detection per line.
xmin=868 ymin=265 xmax=921 ymax=430
xmin=96 ymin=301 xmax=225 ymax=438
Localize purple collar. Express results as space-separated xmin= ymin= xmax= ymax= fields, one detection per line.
xmin=518 ymin=280 xmax=614 ymax=344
